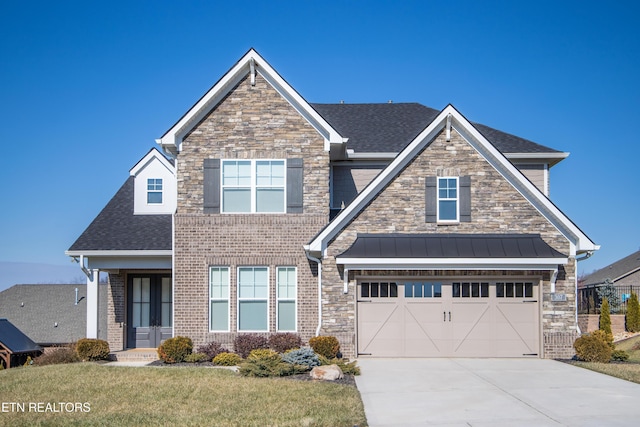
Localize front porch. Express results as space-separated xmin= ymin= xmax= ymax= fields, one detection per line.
xmin=110 ymin=348 xmax=159 ymax=362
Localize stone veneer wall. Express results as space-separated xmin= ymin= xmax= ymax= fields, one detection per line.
xmin=173 ymin=73 xmax=329 ymax=349
xmin=322 ymin=128 xmax=577 ymax=358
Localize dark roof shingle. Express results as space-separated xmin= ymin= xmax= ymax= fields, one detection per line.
xmin=312 ymin=103 xmax=561 ymax=155
xmin=68 ymin=177 xmax=172 ymax=251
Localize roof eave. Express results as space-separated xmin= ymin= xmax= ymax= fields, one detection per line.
xmin=335 ymin=257 xmax=568 ymax=270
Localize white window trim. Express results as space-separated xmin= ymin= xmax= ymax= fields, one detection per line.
xmin=276 ymin=266 xmax=297 ymax=332
xmin=221 ymin=159 xmax=286 ymax=213
xmin=437 ymin=176 xmax=459 ymax=223
xmin=209 ymin=266 xmax=230 ymax=332
xmin=237 ymin=266 xmax=270 ymax=332
xmin=147 ymin=178 xmax=164 ymax=205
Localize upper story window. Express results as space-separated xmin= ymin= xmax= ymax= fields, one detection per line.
xmin=437 ymin=177 xmax=458 ymax=222
xmin=147 ymin=178 xmax=163 ymax=204
xmin=222 ymin=160 xmax=285 ymax=213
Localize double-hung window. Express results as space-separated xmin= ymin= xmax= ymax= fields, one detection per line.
xmin=209 ymin=267 xmax=229 ymax=331
xmin=238 ymin=267 xmax=268 ymax=331
xmin=222 ymin=160 xmax=285 ymax=213
xmin=437 ymin=177 xmax=458 ymax=222
xmin=147 ymin=178 xmax=163 ymax=204
xmin=276 ymin=267 xmax=296 ymax=332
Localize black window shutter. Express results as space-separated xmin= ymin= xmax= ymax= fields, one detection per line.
xmin=203 ymin=159 xmax=220 ymax=213
xmin=425 ymin=176 xmax=437 ymax=223
xmin=287 ymin=158 xmax=303 ymax=213
xmin=460 ymin=175 xmax=471 ymax=222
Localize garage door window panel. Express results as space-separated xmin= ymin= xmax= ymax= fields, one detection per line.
xmin=361 ymin=282 xmax=398 ymax=298
xmin=405 ymin=282 xmax=442 ymax=298
xmin=453 ymin=282 xmax=489 ymax=298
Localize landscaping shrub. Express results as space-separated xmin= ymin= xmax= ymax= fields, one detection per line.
xmin=317 ymin=355 xmax=361 ymax=375
xmin=282 ymin=347 xmax=320 ymax=370
xmin=239 ymin=349 xmax=293 ymax=377
xmin=234 ymin=334 xmax=268 ymax=358
xmin=197 ymin=341 xmax=226 ymax=360
xmin=309 ymin=336 xmax=340 ymax=359
xmin=574 ymin=330 xmax=613 ymax=363
xmin=157 ymin=336 xmax=193 ymax=363
xmin=268 ymin=333 xmax=302 ymax=353
xmin=599 ymin=297 xmax=612 ymax=335
xmin=76 ymin=338 xmax=111 ymax=361
xmin=33 ymin=346 xmax=79 ymax=366
xmin=626 ymin=291 xmax=640 ymax=333
xmin=184 ymin=353 xmax=209 ymax=363
xmin=611 ymin=349 xmax=630 ymax=362
xmin=213 ymin=352 xmax=242 ymax=366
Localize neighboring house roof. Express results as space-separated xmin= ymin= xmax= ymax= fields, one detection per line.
xmin=0 ymin=318 xmax=42 ymax=354
xmin=581 ymin=249 xmax=640 ymax=287
xmin=312 ymin=103 xmax=562 ymax=156
xmin=306 ymin=104 xmax=599 ymax=257
xmin=67 ymin=177 xmax=172 ymax=252
xmin=0 ymin=284 xmax=107 ymax=346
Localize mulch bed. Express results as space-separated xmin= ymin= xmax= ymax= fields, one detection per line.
xmin=146 ymin=360 xmax=357 ymax=386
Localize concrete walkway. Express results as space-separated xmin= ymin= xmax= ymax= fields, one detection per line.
xmin=355 ymin=358 xmax=640 ymax=426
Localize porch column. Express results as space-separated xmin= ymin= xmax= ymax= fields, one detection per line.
xmin=86 ymin=269 xmax=99 ymax=339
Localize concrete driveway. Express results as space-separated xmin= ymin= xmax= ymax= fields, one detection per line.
xmin=355 ymin=358 xmax=640 ymax=426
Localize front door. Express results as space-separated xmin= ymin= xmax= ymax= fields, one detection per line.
xmin=127 ymin=275 xmax=172 ymax=348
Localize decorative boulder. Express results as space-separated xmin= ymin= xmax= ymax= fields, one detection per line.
xmin=310 ymin=364 xmax=344 ymax=381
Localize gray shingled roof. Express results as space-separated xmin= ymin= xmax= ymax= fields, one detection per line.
xmin=68 ymin=177 xmax=172 ymax=252
xmin=312 ymin=103 xmax=562 ymax=154
xmin=337 ymin=234 xmax=567 ymax=259
xmin=0 ymin=318 xmax=42 ymax=354
xmin=0 ymin=284 xmax=107 ymax=345
xmin=581 ymin=249 xmax=640 ymax=287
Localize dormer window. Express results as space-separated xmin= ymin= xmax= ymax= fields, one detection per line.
xmin=147 ymin=178 xmax=163 ymax=204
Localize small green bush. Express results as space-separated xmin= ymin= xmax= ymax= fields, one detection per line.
xmin=611 ymin=349 xmax=630 ymax=362
xmin=309 ymin=336 xmax=340 ymax=359
xmin=184 ymin=352 xmax=209 ymax=363
xmin=269 ymin=333 xmax=302 ymax=353
xmin=574 ymin=330 xmax=613 ymax=363
xmin=76 ymin=338 xmax=111 ymax=361
xmin=157 ymin=336 xmax=193 ymax=364
xmin=317 ymin=355 xmax=361 ymax=375
xmin=626 ymin=291 xmax=640 ymax=333
xmin=282 ymin=347 xmax=319 ymax=370
xmin=239 ymin=349 xmax=293 ymax=377
xmin=197 ymin=341 xmax=226 ymax=359
xmin=33 ymin=346 xmax=79 ymax=366
xmin=234 ymin=334 xmax=268 ymax=358
xmin=599 ymin=297 xmax=612 ymax=335
xmin=213 ymin=352 xmax=242 ymax=366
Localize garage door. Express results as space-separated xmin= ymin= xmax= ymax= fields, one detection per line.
xmin=357 ymin=280 xmax=539 ymax=357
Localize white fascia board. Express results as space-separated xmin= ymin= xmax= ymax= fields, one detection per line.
xmin=65 ymin=250 xmax=173 ymax=257
xmin=335 ymin=257 xmax=568 ymax=270
xmin=505 ymin=152 xmax=569 ymax=167
xmin=345 ymin=151 xmax=398 ymax=160
xmin=451 ymin=113 xmax=598 ymax=254
xmin=156 ymin=49 xmax=344 ymax=153
xmin=307 ymin=107 xmax=452 ymax=254
xmin=130 ymin=148 xmax=175 ymax=177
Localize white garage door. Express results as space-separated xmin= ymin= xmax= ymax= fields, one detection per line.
xmin=357 ymin=281 xmax=539 ymax=357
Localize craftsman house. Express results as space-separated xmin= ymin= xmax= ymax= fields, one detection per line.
xmin=67 ymin=49 xmax=598 ymax=358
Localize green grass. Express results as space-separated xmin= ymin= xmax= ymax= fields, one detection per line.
xmin=0 ymin=364 xmax=367 ymax=426
xmin=569 ymin=334 xmax=640 ymax=384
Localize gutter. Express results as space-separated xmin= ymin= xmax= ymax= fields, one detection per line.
xmin=304 ymin=248 xmax=323 ymax=337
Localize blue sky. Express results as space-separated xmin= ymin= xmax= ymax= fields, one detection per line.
xmin=1 ymin=0 xmax=639 ymax=289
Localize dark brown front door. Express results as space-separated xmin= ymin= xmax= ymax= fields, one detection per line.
xmin=127 ymin=275 xmax=172 ymax=348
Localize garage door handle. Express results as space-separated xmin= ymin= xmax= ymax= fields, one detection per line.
xmin=449 ymin=311 xmax=451 ymax=322
xmin=523 ymin=300 xmax=538 ymax=303
xmin=443 ymin=311 xmax=446 ymax=322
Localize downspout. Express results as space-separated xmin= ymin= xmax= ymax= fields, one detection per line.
xmin=305 ymin=250 xmax=323 ymax=337
xmin=574 ymin=250 xmax=595 ymax=335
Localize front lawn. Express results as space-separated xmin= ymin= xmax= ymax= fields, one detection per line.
xmin=568 ymin=334 xmax=640 ymax=384
xmin=0 ymin=364 xmax=367 ymax=426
